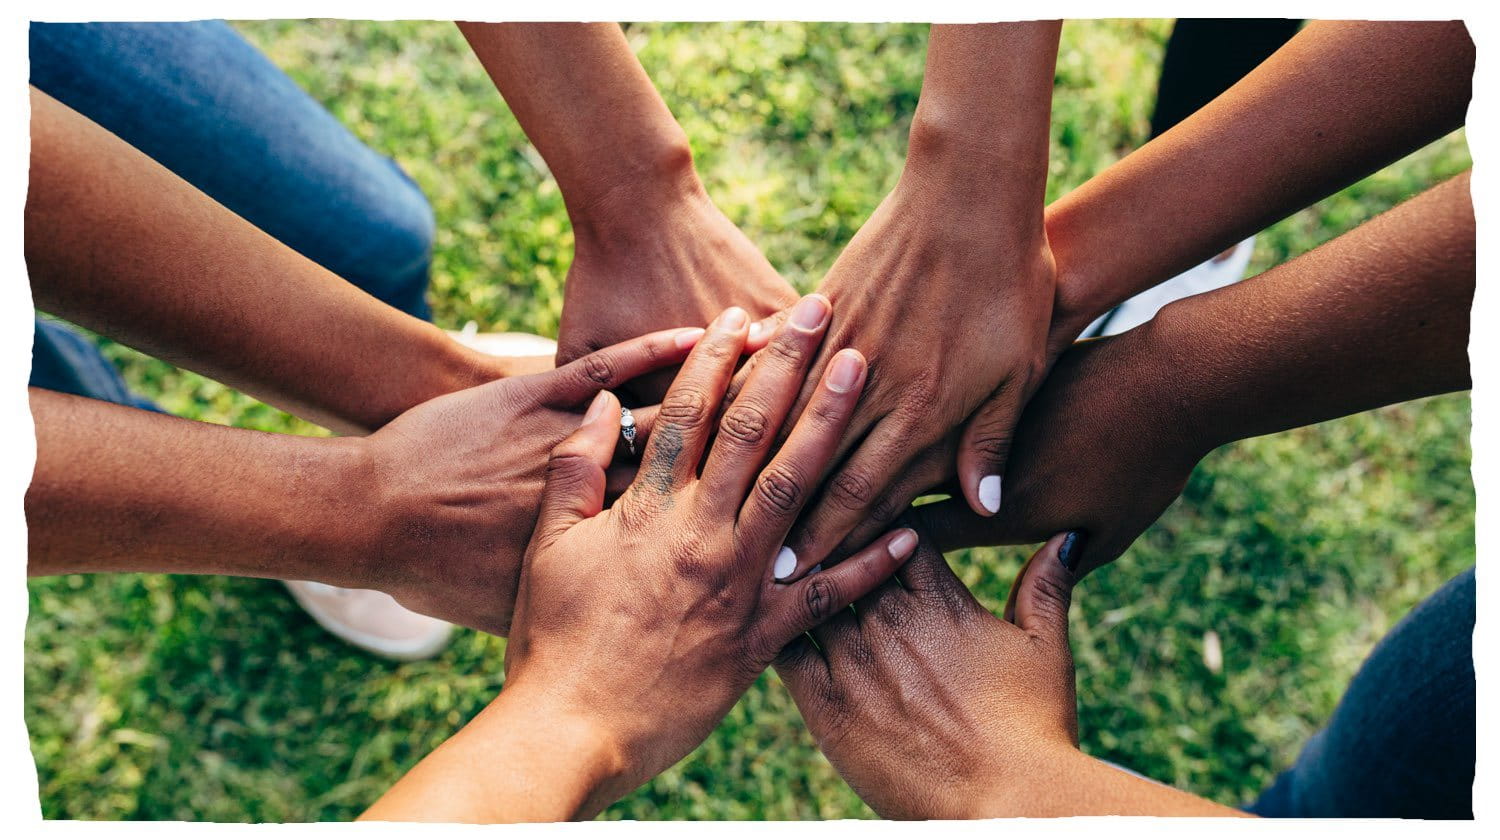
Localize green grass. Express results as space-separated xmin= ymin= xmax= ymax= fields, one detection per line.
xmin=25 ymin=20 xmax=1473 ymax=820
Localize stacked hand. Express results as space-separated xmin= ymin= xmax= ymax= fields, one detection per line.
xmin=366 ymin=300 xmax=920 ymax=821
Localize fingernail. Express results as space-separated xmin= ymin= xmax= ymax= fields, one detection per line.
xmin=748 ymin=323 xmax=764 ymax=341
xmin=789 ymin=295 xmax=830 ymax=331
xmin=1058 ymin=531 xmax=1084 ymax=572
xmin=582 ymin=390 xmax=611 ymax=425
xmin=773 ymin=546 xmax=797 ymax=580
xmin=888 ymin=528 xmax=918 ymax=559
xmin=826 ymin=350 xmax=864 ymax=393
xmin=809 ymin=564 xmax=823 ymax=574
xmin=674 ymin=327 xmax=705 ymax=349
xmin=718 ymin=307 xmax=748 ymax=330
xmin=978 ymin=475 xmax=1002 ymax=514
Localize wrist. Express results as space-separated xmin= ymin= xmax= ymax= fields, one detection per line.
xmin=901 ymin=109 xmax=1048 ymax=231
xmin=562 ymin=132 xmax=708 ymax=245
xmin=1128 ymin=305 xmax=1225 ymax=457
xmin=469 ymin=682 xmax=632 ymax=820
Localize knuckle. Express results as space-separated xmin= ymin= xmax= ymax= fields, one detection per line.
xmin=1028 ymin=571 xmax=1074 ymax=617
xmin=757 ymin=466 xmax=805 ymax=514
xmin=802 ymin=577 xmax=843 ymax=625
xmin=760 ymin=333 xmax=808 ymax=368
xmin=720 ymin=404 xmax=771 ymax=446
xmin=658 ymin=387 xmax=711 ymax=427
xmin=970 ymin=433 xmax=1013 ymax=461
xmin=868 ymin=490 xmax=908 ymax=526
xmin=579 ymin=352 xmax=616 ymax=387
xmin=828 ymin=468 xmax=877 ymax=510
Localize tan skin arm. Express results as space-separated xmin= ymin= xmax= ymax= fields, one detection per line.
xmin=1046 ymin=20 xmax=1473 ymax=348
xmin=25 ymin=86 xmax=507 ymax=435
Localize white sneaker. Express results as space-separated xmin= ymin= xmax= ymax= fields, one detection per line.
xmin=283 ymin=581 xmax=453 ymax=661
xmin=1084 ymin=236 xmax=1256 ymax=338
xmin=448 ymin=322 xmax=557 ymax=359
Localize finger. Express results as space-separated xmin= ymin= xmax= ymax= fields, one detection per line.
xmin=534 ymin=391 xmax=621 ymax=546
xmin=905 ymin=495 xmax=1035 ymax=554
xmin=1001 ymin=552 xmax=1035 ymax=624
xmin=1013 ymin=531 xmax=1084 ymax=646
xmin=778 ymin=417 xmax=917 ymax=581
xmin=745 ymin=306 xmax=792 ymax=353
xmin=603 ymin=405 xmax=657 ymax=496
xmin=827 ymin=450 xmax=952 ymax=564
xmin=701 ymin=294 xmax=831 ymax=506
xmin=957 ymin=381 xmax=1029 ymax=517
xmin=547 ymin=327 xmax=705 ymax=405
xmin=736 ymin=349 xmax=867 ymax=572
xmin=762 ymin=528 xmax=918 ymax=649
xmin=635 ymin=307 xmax=749 ymax=495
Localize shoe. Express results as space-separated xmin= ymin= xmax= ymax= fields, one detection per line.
xmin=283 ymin=581 xmax=453 ymax=661
xmin=448 ymin=322 xmax=556 ymax=361
xmin=1083 ymin=236 xmax=1256 ymax=338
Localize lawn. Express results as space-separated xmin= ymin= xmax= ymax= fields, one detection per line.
xmin=24 ymin=20 xmax=1474 ymax=821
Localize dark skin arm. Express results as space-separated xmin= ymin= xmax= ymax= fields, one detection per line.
xmin=777 ymin=533 xmax=1246 ymax=817
xmin=1045 ymin=20 xmax=1474 ymax=350
xmin=24 ymin=86 xmax=508 ymax=435
xmin=27 ymin=327 xmax=700 ymax=635
xmin=456 ymin=22 xmax=797 ymax=400
xmin=916 ymin=170 xmax=1473 ymax=575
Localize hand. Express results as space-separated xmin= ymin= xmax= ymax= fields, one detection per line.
xmin=771 ymin=171 xmax=1055 ymax=580
xmin=504 ymin=301 xmax=917 ymax=816
xmin=910 ymin=325 xmax=1206 ymax=579
xmin=776 ymin=533 xmax=1083 ymax=818
xmin=777 ymin=532 xmax=1243 ymax=817
xmin=345 ymin=327 xmax=704 ymax=636
xmin=557 ymin=184 xmax=800 ymax=403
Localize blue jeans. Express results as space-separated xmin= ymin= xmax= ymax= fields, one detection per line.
xmin=1249 ymin=567 xmax=1475 ymax=818
xmin=29 ymin=21 xmax=435 ymax=408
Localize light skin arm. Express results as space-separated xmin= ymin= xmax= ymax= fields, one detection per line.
xmin=1046 ymin=20 xmax=1474 ymax=348
xmin=916 ymin=170 xmax=1473 ymax=573
xmin=772 ymin=22 xmax=1063 ymax=580
xmin=24 ymin=86 xmax=506 ymax=435
xmin=456 ymin=22 xmax=798 ymax=399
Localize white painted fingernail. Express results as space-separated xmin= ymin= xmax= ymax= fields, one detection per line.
xmin=773 ymin=546 xmax=797 ymax=580
xmin=979 ymin=475 xmax=1002 ymax=514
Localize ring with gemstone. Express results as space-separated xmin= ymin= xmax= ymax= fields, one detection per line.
xmin=620 ymin=406 xmax=637 ymax=456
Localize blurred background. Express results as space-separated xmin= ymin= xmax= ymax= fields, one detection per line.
xmin=25 ymin=20 xmax=1472 ymax=820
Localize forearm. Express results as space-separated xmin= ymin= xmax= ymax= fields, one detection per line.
xmin=26 ymin=388 xmax=374 ymax=583
xmin=987 ymin=749 xmax=1246 ymax=817
xmin=1047 ymin=20 xmax=1473 ymax=337
xmin=1147 ymin=171 xmax=1472 ymax=452
xmin=457 ymin=22 xmax=703 ymax=230
xmin=25 ymin=87 xmax=501 ymax=434
xmin=361 ymin=684 xmax=626 ymax=822
xmin=902 ymin=22 xmax=1060 ymax=226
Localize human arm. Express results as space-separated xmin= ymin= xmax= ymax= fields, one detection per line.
xmin=914 ymin=170 xmax=1473 ymax=573
xmin=363 ymin=299 xmax=916 ymax=821
xmin=776 ymin=533 xmax=1246 ymax=817
xmin=770 ymin=22 xmax=1062 ymax=581
xmin=27 ymin=328 xmax=699 ymax=635
xmin=24 ymin=87 xmax=509 ymax=435
xmin=456 ymin=22 xmax=799 ymax=400
xmin=1045 ymin=20 xmax=1474 ymax=351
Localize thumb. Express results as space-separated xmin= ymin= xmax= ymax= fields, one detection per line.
xmin=1012 ymin=531 xmax=1084 ymax=646
xmin=957 ymin=382 xmax=1028 ymax=517
xmin=536 ymin=390 xmax=621 ymax=543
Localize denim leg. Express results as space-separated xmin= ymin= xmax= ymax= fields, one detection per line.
xmin=1249 ymin=567 xmax=1475 ymax=818
xmin=31 ymin=318 xmax=159 ymax=411
xmin=29 ymin=21 xmax=435 ymax=318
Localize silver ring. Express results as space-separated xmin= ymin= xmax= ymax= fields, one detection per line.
xmin=620 ymin=407 xmax=637 ymax=456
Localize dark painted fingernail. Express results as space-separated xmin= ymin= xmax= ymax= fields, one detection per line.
xmin=1058 ymin=531 xmax=1084 ymax=573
